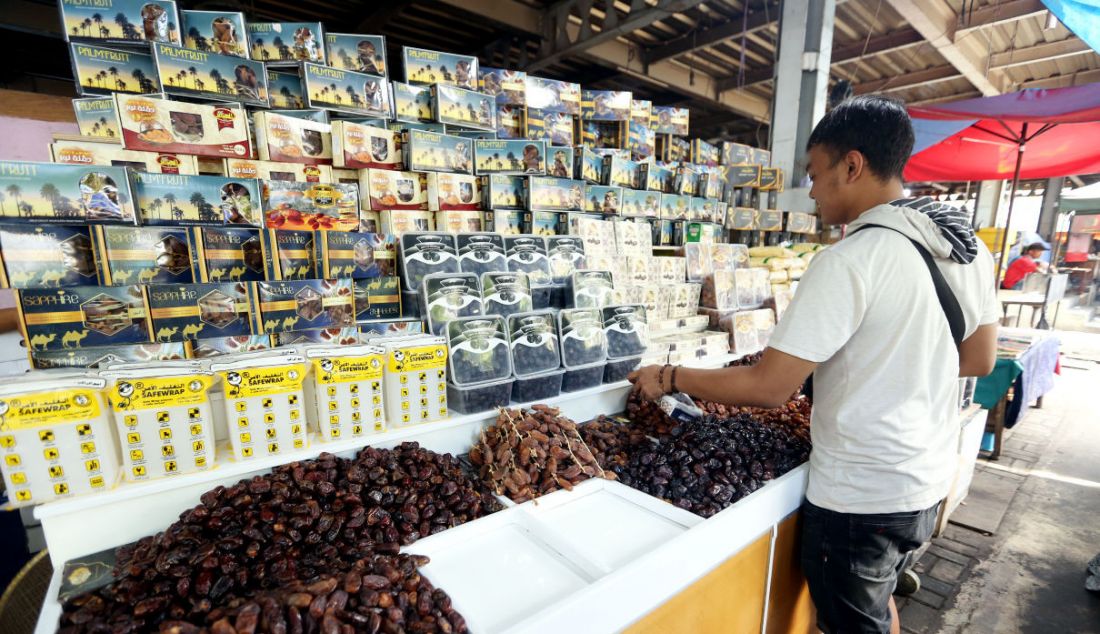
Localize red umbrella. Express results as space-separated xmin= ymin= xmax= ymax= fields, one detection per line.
xmin=903 ymin=83 xmax=1100 ymax=278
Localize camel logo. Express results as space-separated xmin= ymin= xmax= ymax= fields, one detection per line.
xmin=116 ymin=381 xmax=135 ymax=409
xmin=225 ymin=371 xmax=242 ymax=397
xmin=319 ymin=358 xmax=334 ymax=382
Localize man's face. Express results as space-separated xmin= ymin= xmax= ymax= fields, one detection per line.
xmin=806 ymin=145 xmax=853 ymax=225
xmin=1027 ymin=248 xmax=1044 ymax=259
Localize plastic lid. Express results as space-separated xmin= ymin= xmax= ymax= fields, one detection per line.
xmin=557 ymin=308 xmax=608 ymax=368
xmin=422 ymin=272 xmax=484 ymax=336
xmin=456 ymin=232 xmax=508 ymax=279
xmin=603 ymin=304 xmax=649 ymax=359
xmin=481 ymin=271 xmax=533 ymax=319
xmin=399 ymin=232 xmax=459 ymax=290
xmin=503 ymin=235 xmax=551 ymax=285
xmin=507 ymin=310 xmax=561 ymax=377
xmin=446 ymin=315 xmax=513 ymax=386
xmin=571 ymin=270 xmax=614 ymax=309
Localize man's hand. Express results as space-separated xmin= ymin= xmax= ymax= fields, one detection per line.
xmin=627 ymin=364 xmax=666 ymax=401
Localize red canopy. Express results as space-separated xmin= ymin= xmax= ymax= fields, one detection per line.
xmin=904 ymin=83 xmax=1100 ymax=182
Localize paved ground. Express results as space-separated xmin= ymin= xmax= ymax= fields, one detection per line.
xmin=897 ymin=331 xmax=1100 ymax=634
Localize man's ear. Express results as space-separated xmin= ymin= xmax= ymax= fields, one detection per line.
xmin=844 ymin=150 xmax=865 ymax=183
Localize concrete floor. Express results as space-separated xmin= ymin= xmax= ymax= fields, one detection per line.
xmin=929 ymin=331 xmax=1100 ymax=633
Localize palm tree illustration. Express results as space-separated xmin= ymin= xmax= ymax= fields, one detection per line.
xmin=149 ymin=197 xmax=163 ymax=220
xmin=210 ymin=68 xmax=229 ymax=94
xmin=345 ymin=85 xmax=357 ymax=106
xmin=100 ymin=25 xmax=109 ymax=38
xmin=253 ymin=38 xmax=263 ymax=58
xmin=338 ymin=49 xmax=352 ymax=68
xmin=0 ymin=192 xmax=6 ymax=215
xmin=273 ymin=37 xmax=290 ymax=60
xmin=188 ymin=66 xmax=198 ymax=90
xmin=190 ymin=192 xmax=207 ymax=220
xmin=164 ymin=193 xmax=179 ymax=220
xmin=176 ymin=70 xmax=186 ymax=87
xmin=6 ymin=186 xmax=23 ymax=216
xmin=329 ymin=83 xmax=340 ymax=103
xmin=188 ymin=27 xmax=204 ymax=51
xmin=91 ymin=13 xmax=103 ymax=37
xmin=82 ymin=18 xmax=92 ymax=37
xmin=108 ymin=66 xmax=119 ymax=90
xmin=40 ymin=184 xmax=60 ymax=214
xmin=71 ymin=26 xmax=79 ymax=37
xmin=132 ymin=68 xmax=152 ymax=92
xmin=279 ymin=85 xmax=293 ymax=106
xmin=114 ymin=13 xmax=137 ymax=40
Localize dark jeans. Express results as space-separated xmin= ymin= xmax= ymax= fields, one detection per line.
xmin=800 ymin=500 xmax=938 ymax=634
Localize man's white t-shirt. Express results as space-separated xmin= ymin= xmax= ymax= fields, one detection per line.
xmin=769 ymin=204 xmax=1000 ymax=514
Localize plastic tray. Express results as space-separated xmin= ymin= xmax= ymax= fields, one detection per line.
xmin=604 ymin=355 xmax=642 ymax=383
xmin=562 ymin=362 xmax=605 ymax=392
xmin=456 ymin=232 xmax=508 ymax=279
xmin=399 ymin=232 xmax=459 ymax=291
xmin=446 ymin=378 xmax=513 ymax=414
xmin=481 ymin=271 xmax=533 ymax=319
xmin=511 ymin=369 xmax=564 ymax=403
xmin=422 ymin=272 xmax=483 ymax=335
xmin=504 ymin=234 xmax=552 ymax=285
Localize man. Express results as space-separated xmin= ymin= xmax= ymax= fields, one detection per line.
xmin=1001 ymin=242 xmax=1049 ymax=289
xmin=629 ymin=95 xmax=999 ymax=634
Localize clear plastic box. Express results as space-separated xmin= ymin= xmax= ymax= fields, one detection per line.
xmin=507 ymin=310 xmax=561 ymax=377
xmin=422 ymin=272 xmax=483 ymax=335
xmin=447 ymin=378 xmax=513 ymax=414
xmin=457 ymin=232 xmax=508 ymax=279
xmin=546 ymin=236 xmax=587 ymax=284
xmin=481 ymin=271 xmax=533 ymax=319
xmin=447 ymin=315 xmax=513 ymax=386
xmin=571 ymin=270 xmax=615 ymax=308
xmin=504 ymin=235 xmax=552 ymax=285
xmin=557 ymin=308 xmax=608 ymax=368
xmin=604 ymin=355 xmax=642 ymax=383
xmin=561 ymin=362 xmax=605 ymax=392
xmin=399 ymin=232 xmax=459 ymax=291
xmin=603 ymin=305 xmax=648 ymax=359
xmin=511 ymin=369 xmax=564 ymax=403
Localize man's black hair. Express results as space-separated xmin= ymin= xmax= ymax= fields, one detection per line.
xmin=807 ymin=95 xmax=915 ymax=181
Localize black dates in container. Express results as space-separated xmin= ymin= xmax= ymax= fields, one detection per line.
xmin=558 ymin=307 xmax=608 ymax=368
xmin=447 ymin=315 xmax=513 ymax=385
xmin=602 ymin=304 xmax=648 ymax=358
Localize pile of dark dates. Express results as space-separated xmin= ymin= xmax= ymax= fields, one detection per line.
xmin=612 ymin=414 xmax=811 ymax=518
xmin=59 ymin=443 xmax=497 ymax=633
xmin=470 ymin=405 xmax=609 ymax=503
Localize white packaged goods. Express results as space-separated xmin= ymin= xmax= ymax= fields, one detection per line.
xmin=102 ymin=368 xmax=217 ymax=481
xmin=0 ymin=375 xmax=120 ymax=506
xmin=735 ymin=268 xmax=756 ymax=308
xmin=211 ymin=353 xmax=310 ymax=460
xmin=304 ymin=344 xmax=387 ymax=441
xmin=752 ymin=308 xmax=777 ymax=344
xmin=752 ymin=267 xmax=772 ymax=305
xmin=380 ymin=336 xmax=449 ymax=426
xmin=658 ymin=257 xmax=686 ymax=284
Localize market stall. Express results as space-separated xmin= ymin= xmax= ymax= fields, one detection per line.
xmin=976 ymin=328 xmax=1061 ymax=459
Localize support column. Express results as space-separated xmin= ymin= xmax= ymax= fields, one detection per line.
xmin=974 ymin=180 xmax=1003 ymax=230
xmin=1036 ymin=177 xmax=1063 ymax=240
xmin=771 ymin=0 xmax=836 ymax=214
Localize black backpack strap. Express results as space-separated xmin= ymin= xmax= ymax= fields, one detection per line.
xmin=852 ymin=223 xmax=966 ymax=350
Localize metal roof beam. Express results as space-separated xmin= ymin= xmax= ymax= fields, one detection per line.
xmin=885 ymin=0 xmax=1003 ymax=95
xmin=853 ymin=64 xmax=960 ymax=94
xmin=989 ymin=37 xmax=1095 ymax=69
xmin=1020 ymin=67 xmax=1100 ymax=89
xmin=435 ymin=0 xmax=772 ymax=122
xmin=641 ymin=7 xmax=774 ymax=65
xmin=526 ymin=0 xmax=704 ymax=73
xmin=831 ymin=28 xmax=924 ymax=64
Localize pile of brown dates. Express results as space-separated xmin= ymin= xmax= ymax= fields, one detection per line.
xmin=59 ymin=444 xmax=496 ymax=633
xmin=612 ymin=414 xmax=811 ymax=518
xmin=469 ymin=405 xmax=608 ymax=502
xmin=579 ymin=415 xmax=653 ymax=470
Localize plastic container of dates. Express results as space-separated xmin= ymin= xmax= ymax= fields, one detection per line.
xmin=447 ymin=315 xmax=513 ymax=386
xmin=546 ymin=236 xmax=587 ymax=284
xmin=507 ymin=310 xmax=561 ymax=376
xmin=481 ymin=271 xmax=533 ymax=319
xmin=503 ymin=235 xmax=552 ymax=285
xmin=557 ymin=308 xmax=608 ymax=368
xmin=602 ymin=304 xmax=648 ymax=359
xmin=561 ymin=362 xmax=605 ymax=392
xmin=511 ymin=368 xmax=565 ymax=403
xmin=457 ymin=232 xmax=508 ymax=279
xmin=604 ymin=355 xmax=642 ymax=384
xmin=571 ymin=270 xmax=615 ymax=309
xmin=422 ymin=272 xmax=483 ymax=336
xmin=399 ymin=232 xmax=460 ymax=291
xmin=446 ymin=378 xmax=513 ymax=414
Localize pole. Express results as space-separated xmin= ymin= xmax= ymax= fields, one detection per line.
xmin=995 ymin=122 xmax=1028 ymax=287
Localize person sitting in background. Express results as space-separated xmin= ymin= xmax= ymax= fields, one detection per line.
xmin=1001 ymin=243 xmax=1049 ymax=290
